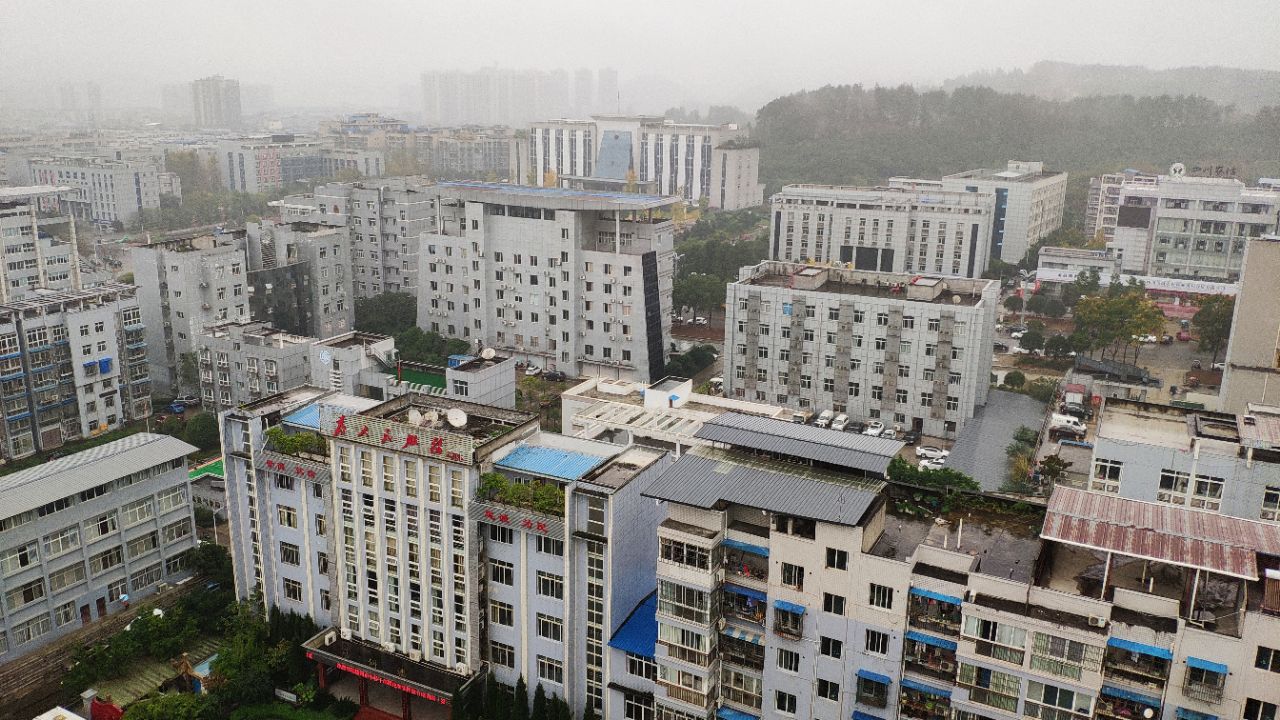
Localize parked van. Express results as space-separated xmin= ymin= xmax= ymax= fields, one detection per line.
xmin=791 ymin=410 xmax=813 ymax=424
xmin=1049 ymin=413 xmax=1087 ymax=434
xmin=814 ymin=410 xmax=835 ymax=428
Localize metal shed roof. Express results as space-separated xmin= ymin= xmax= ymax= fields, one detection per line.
xmin=496 ymin=445 xmax=609 ymax=482
xmin=0 ymin=433 xmax=197 ymax=518
xmin=1041 ymin=485 xmax=1280 ymax=579
xmin=694 ymin=412 xmax=903 ymax=475
xmin=643 ymin=449 xmax=882 ymax=527
xmin=608 ymin=591 xmax=657 ymax=658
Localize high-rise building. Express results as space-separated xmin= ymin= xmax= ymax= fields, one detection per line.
xmin=25 ymin=155 xmax=161 ymax=228
xmin=1085 ymin=169 xmax=1158 ymax=243
xmin=0 ymin=433 xmax=199 ymax=661
xmin=892 ymin=160 xmax=1069 ymax=263
xmin=596 ymin=68 xmax=619 ymax=114
xmin=0 ymin=186 xmax=82 ymax=300
xmin=769 ymin=185 xmax=995 ymax=277
xmin=723 ymin=261 xmax=998 ymax=439
xmin=416 ymin=182 xmax=679 ymax=382
xmin=529 ymin=115 xmax=764 ymax=210
xmin=190 ymin=75 xmax=242 ymax=129
xmin=57 ymin=82 xmax=102 ymax=125
xmin=1221 ymin=234 xmax=1280 ymax=412
xmin=421 ymin=68 xmax=592 ymax=127
xmin=245 ymin=219 xmax=354 ymax=339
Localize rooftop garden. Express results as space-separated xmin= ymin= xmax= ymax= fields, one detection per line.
xmin=477 ymin=472 xmax=565 ymax=517
xmin=264 ymin=427 xmax=327 ymax=457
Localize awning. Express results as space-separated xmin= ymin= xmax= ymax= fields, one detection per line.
xmin=1177 ymin=708 xmax=1219 ymax=720
xmin=716 ymin=707 xmax=760 ymax=720
xmin=856 ymin=669 xmax=892 ymax=685
xmin=909 ymin=587 xmax=963 ymax=605
xmin=724 ymin=583 xmax=767 ymax=603
xmin=905 ymin=630 xmax=958 ymax=652
xmin=773 ymin=599 xmax=806 ymax=615
xmin=900 ymin=677 xmax=951 ymax=698
xmin=1106 ymin=637 xmax=1173 ymax=660
xmin=722 ymin=626 xmax=763 ymax=646
xmin=1101 ymin=685 xmax=1161 ymax=707
xmin=722 ymin=537 xmax=769 ymax=557
xmin=1186 ymin=657 xmax=1228 ymax=675
xmin=854 ymin=713 xmax=884 ymax=720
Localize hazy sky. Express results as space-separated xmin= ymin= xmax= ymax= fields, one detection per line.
xmin=3 ymin=0 xmax=1279 ymax=112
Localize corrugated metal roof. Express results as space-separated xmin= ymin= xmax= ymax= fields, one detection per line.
xmin=0 ymin=433 xmax=197 ymax=518
xmin=695 ymin=412 xmax=903 ymax=475
xmin=607 ymin=591 xmax=657 ymax=658
xmin=643 ymin=449 xmax=880 ymax=527
xmin=1042 ymin=486 xmax=1280 ymax=579
xmin=496 ymin=445 xmax=609 ymax=481
xmin=283 ymin=404 xmax=322 ymax=430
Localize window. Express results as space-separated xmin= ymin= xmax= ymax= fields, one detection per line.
xmin=537 ymin=655 xmax=564 ymax=685
xmin=89 ymin=546 xmax=123 ymax=576
xmin=277 ymin=505 xmax=298 ymax=528
xmin=536 ymin=613 xmax=563 ymax=641
xmin=817 ymin=678 xmax=840 ymax=702
xmin=284 ymin=578 xmax=303 ymax=602
xmin=1091 ymin=459 xmax=1123 ymax=493
xmin=43 ymin=526 xmax=80 ymax=558
xmin=4 ymin=578 xmax=45 ymax=610
xmin=129 ymin=562 xmax=162 ymax=590
xmin=869 ymin=583 xmax=893 ymax=609
xmin=48 ymin=563 xmax=86 ymax=593
xmin=820 ymin=635 xmax=843 ymax=658
xmin=1185 ymin=664 xmax=1226 ymax=695
xmin=536 ymin=571 xmax=564 ymax=599
xmin=1026 ymin=681 xmax=1093 ymax=719
xmin=960 ymin=663 xmax=1023 ymax=712
xmin=491 ymin=641 xmax=515 ymax=668
xmin=536 ymin=535 xmax=564 ymax=556
xmin=280 ymin=542 xmax=300 ymax=565
xmin=659 ymin=580 xmax=710 ymax=624
xmin=660 ymin=538 xmax=709 ymax=569
xmin=823 ymin=592 xmax=846 ymax=615
xmin=857 ymin=675 xmax=889 ymax=708
xmin=774 ymin=648 xmax=802 ymax=674
xmin=490 ymin=601 xmax=513 ymax=626
xmin=488 ymin=523 xmax=513 ymax=544
xmin=866 ymin=629 xmax=889 ymax=654
xmin=54 ymin=600 xmax=77 ymax=627
xmin=826 ymin=547 xmax=848 ymax=570
xmin=490 ymin=560 xmax=513 ymax=586
xmin=121 ymin=497 xmax=154 ymax=526
xmin=1 ymin=541 xmax=39 ymax=576
xmin=1244 ymin=700 xmax=1278 ymax=720
xmin=156 ymin=485 xmax=185 ymax=512
xmin=964 ymin=615 xmax=1027 ymax=665
xmin=126 ymin=531 xmax=158 ymax=558
xmin=85 ymin=511 xmax=118 ymax=541
xmin=627 ymin=652 xmax=657 ymax=680
xmin=775 ymin=691 xmax=797 ymax=714
xmin=11 ymin=615 xmax=51 ymax=646
xmin=1031 ymin=633 xmax=1103 ymax=679
xmin=1256 ymin=646 xmax=1280 ymax=673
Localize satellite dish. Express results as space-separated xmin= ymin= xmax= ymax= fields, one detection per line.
xmin=424 ymin=410 xmax=440 ymax=426
xmin=952 ymin=295 xmax=962 ymax=304
xmin=446 ymin=408 xmax=467 ymax=428
xmin=1170 ymin=162 xmax=1186 ymax=177
xmin=408 ymin=408 xmax=423 ymax=425
xmin=480 ymin=347 xmax=496 ymax=360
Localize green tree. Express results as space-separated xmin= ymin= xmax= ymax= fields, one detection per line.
xmin=531 ymin=684 xmax=548 ymax=720
xmin=1003 ymin=295 xmax=1024 ymax=312
xmin=1193 ymin=295 xmax=1235 ymax=363
xmin=1044 ymin=334 xmax=1073 ymax=358
xmin=1020 ymin=330 xmax=1045 ymax=353
xmin=583 ymin=700 xmax=601 ymax=720
xmin=178 ymin=352 xmax=200 ymax=390
xmin=1003 ymin=370 xmax=1026 ymax=388
xmin=122 ymin=693 xmax=210 ymax=720
xmin=1039 ymin=454 xmax=1073 ymax=486
xmin=511 ymin=676 xmax=530 ymax=720
xmin=1026 ymin=293 xmax=1067 ymax=318
xmin=183 ymin=412 xmax=220 ymax=451
xmin=673 ymin=273 xmax=726 ymax=317
xmin=1026 ymin=377 xmax=1058 ymax=403
xmin=118 ymin=271 xmax=134 ymax=284
xmin=355 ymin=292 xmax=418 ymax=336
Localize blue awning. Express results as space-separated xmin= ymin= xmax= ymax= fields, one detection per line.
xmin=724 ymin=583 xmax=767 ymax=603
xmin=773 ymin=599 xmax=806 ymax=615
xmin=722 ymin=537 xmax=769 ymax=557
xmin=1186 ymin=657 xmax=1228 ymax=675
xmin=1177 ymin=708 xmax=1219 ymax=720
xmin=909 ymin=587 xmax=963 ymax=605
xmin=900 ymin=677 xmax=951 ymax=698
xmin=98 ymin=358 xmax=112 ymax=373
xmin=1101 ymin=685 xmax=1161 ymax=707
xmin=854 ymin=713 xmax=884 ymax=720
xmin=717 ymin=707 xmax=760 ymax=720
xmin=722 ymin=625 xmax=763 ymax=646
xmin=1107 ymin=637 xmax=1173 ymax=660
xmin=905 ymin=630 xmax=958 ymax=652
xmin=856 ymin=669 xmax=892 ymax=685
xmin=608 ymin=592 xmax=657 ymax=658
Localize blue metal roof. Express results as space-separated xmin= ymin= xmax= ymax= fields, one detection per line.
xmin=905 ymin=630 xmax=959 ymax=652
xmin=773 ymin=599 xmax=807 ymax=615
xmin=496 ymin=445 xmax=608 ymax=481
xmin=594 ymin=131 xmax=633 ymax=180
xmin=909 ymin=587 xmax=963 ymax=605
xmin=856 ymin=669 xmax=893 ymax=685
xmin=608 ymin=592 xmax=657 ymax=658
xmin=1186 ymin=656 xmax=1228 ymax=675
xmin=722 ymin=537 xmax=769 ymax=557
xmin=900 ymin=677 xmax=950 ymax=698
xmin=1101 ymin=685 xmax=1161 ymax=707
xmin=283 ymin=404 xmax=322 ymax=430
xmin=716 ymin=707 xmax=760 ymax=720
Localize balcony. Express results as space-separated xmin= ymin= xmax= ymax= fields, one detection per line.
xmin=772 ymin=602 xmax=804 ymax=640
xmin=722 ymin=587 xmax=767 ymax=627
xmin=899 ymin=684 xmax=950 ymax=720
xmin=903 ymin=633 xmax=958 ymax=683
xmin=1096 ymin=688 xmax=1161 ymax=720
xmin=658 ymin=681 xmax=714 ymax=710
xmin=722 ymin=543 xmax=769 ymax=587
xmin=1102 ymin=644 xmax=1170 ymax=692
xmin=718 ymin=633 xmax=765 ymax=672
xmin=908 ymin=590 xmax=962 ymax=636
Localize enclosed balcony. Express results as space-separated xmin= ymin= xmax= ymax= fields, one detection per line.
xmin=908 ymin=588 xmax=963 ymax=636
xmin=898 ymin=679 xmax=951 ymax=720
xmin=721 ymin=584 xmax=767 ymax=627
xmin=1103 ymin=639 xmax=1171 ymax=692
xmin=1096 ymin=686 xmax=1162 ymax=720
xmin=1181 ymin=659 xmax=1227 ymax=703
xmin=771 ymin=601 xmax=804 ymax=640
xmin=903 ymin=631 xmax=958 ymax=683
xmin=721 ymin=537 xmax=769 ymax=586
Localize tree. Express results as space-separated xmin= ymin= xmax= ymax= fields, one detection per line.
xmin=119 ymin=271 xmax=134 ymax=284
xmin=1020 ymin=330 xmax=1045 ymax=353
xmin=672 ymin=274 xmax=724 ymax=317
xmin=531 ymin=684 xmax=548 ymax=720
xmin=355 ymin=292 xmax=418 ymax=336
xmin=1193 ymin=295 xmax=1235 ymax=363
xmin=1026 ymin=377 xmax=1058 ymax=403
xmin=183 ymin=412 xmax=220 ymax=451
xmin=178 ymin=352 xmax=200 ymax=390
xmin=1026 ymin=293 xmax=1066 ymax=318
xmin=1003 ymin=370 xmax=1026 ymax=388
xmin=207 ymin=603 xmax=276 ymax=707
xmin=1039 ymin=454 xmax=1073 ymax=486
xmin=1044 ymin=334 xmax=1073 ymax=358
xmin=583 ymin=701 xmax=601 ymax=720
xmin=122 ymin=693 xmax=210 ymax=720
xmin=1003 ymin=295 xmax=1024 ymax=312
xmin=511 ymin=676 xmax=530 ymax=720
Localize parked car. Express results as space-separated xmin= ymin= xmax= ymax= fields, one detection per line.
xmin=524 ymin=365 xmax=542 ymax=376
xmin=1160 ymin=335 xmax=1174 ymax=345
xmin=1177 ymin=331 xmax=1192 ymax=341
xmin=915 ymin=446 xmax=950 ymax=461
xmin=543 ymin=370 xmax=568 ymax=382
xmin=1050 ymin=413 xmax=1087 ymax=435
xmin=831 ymin=414 xmax=850 ymax=432
xmin=848 ymin=420 xmax=867 ymax=434
xmin=693 ymin=317 xmax=709 ymax=326
xmin=993 ymin=341 xmax=1010 ymax=353
xmin=881 ymin=428 xmax=899 ymax=441
xmin=167 ymin=402 xmax=187 ymax=414
xmin=790 ymin=410 xmax=813 ymax=424
xmin=862 ymin=420 xmax=885 ymax=437
xmin=814 ymin=410 xmax=835 ymax=428
xmin=899 ymin=431 xmax=920 ymax=446
xmin=1010 ymin=330 xmax=1027 ymax=339
xmin=919 ymin=458 xmax=945 ymax=471
xmin=1060 ymin=402 xmax=1092 ymax=421
xmin=1008 ymin=324 xmax=1027 ymax=334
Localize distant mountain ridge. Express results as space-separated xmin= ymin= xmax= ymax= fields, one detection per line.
xmin=943 ymin=61 xmax=1280 ymax=112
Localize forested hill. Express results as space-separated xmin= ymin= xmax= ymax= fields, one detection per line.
xmin=943 ymin=61 xmax=1280 ymax=113
xmin=754 ymin=84 xmax=1280 ymax=223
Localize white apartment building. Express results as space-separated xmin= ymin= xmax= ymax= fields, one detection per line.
xmin=244 ymin=219 xmax=354 ymax=340
xmin=1104 ymin=173 xmax=1279 ymax=282
xmin=530 ymin=116 xmax=764 ymax=210
xmin=26 ymin=156 xmax=160 ymax=228
xmin=769 ymin=185 xmax=995 ymax=278
xmin=1086 ymin=170 xmax=1158 ymax=243
xmin=893 ymin=160 xmax=1068 ymax=263
xmin=724 ymin=261 xmax=998 ymax=439
xmin=416 ymin=181 xmax=679 ymax=382
xmin=0 ymin=186 xmax=81 ymax=301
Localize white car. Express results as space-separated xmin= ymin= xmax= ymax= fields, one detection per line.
xmin=524 ymin=365 xmax=542 ymax=376
xmin=694 ymin=317 xmax=709 ymax=325
xmin=862 ymin=420 xmax=885 ymax=436
xmin=1010 ymin=330 xmax=1027 ymax=339
xmin=915 ymin=446 xmax=950 ymax=461
xmin=831 ymin=414 xmax=850 ymax=432
xmin=1212 ymin=361 xmax=1226 ymax=371
xmin=919 ymin=458 xmax=945 ymax=471
xmin=814 ymin=410 xmax=834 ymax=428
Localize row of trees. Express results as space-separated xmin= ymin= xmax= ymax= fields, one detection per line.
xmin=671 ymin=207 xmax=770 ymax=319
xmin=353 ymin=293 xmax=472 ymax=365
xmin=463 ymin=675 xmax=596 ymax=720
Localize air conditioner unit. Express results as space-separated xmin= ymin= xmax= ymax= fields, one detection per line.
xmin=578 ymin=331 xmax=586 ymax=337
xmin=716 ymin=617 xmax=727 ymax=631
xmin=578 ymin=275 xmax=586 ymax=280
xmin=409 ymin=649 xmax=422 ymax=662
xmin=1088 ymin=615 xmax=1107 ymax=628
xmin=382 ymin=642 xmax=396 ymax=653
xmin=324 ymin=631 xmax=338 ymax=646
xmin=624 ymin=335 xmax=633 ymax=341
xmin=609 ymin=335 xmax=616 ymax=341
xmin=340 ymin=628 xmax=352 ymax=640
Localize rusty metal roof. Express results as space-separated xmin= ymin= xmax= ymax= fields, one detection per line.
xmin=1041 ymin=486 xmax=1280 ymax=579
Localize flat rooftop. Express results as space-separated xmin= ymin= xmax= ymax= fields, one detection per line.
xmin=0 ymin=185 xmax=74 ymax=201
xmin=584 ymin=446 xmax=666 ymax=490
xmin=360 ymin=392 xmax=535 ymax=439
xmin=777 ymin=184 xmax=992 ymax=206
xmin=944 ymin=167 xmax=1064 ymax=183
xmin=318 ymin=331 xmax=392 ymax=349
xmin=1096 ymin=398 xmax=1263 ymax=457
xmin=434 ymin=181 xmax=678 ymax=210
xmin=869 ymin=504 xmax=1043 ymax=583
xmin=0 ymin=282 xmax=136 ymax=312
xmin=742 ymin=267 xmax=989 ymax=306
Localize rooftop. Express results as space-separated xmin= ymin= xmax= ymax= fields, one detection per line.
xmin=696 ymin=412 xmax=904 ymax=476
xmin=946 ymin=389 xmax=1049 ymax=492
xmin=236 ymin=386 xmax=334 ymax=417
xmin=869 ymin=504 xmax=1043 ymax=583
xmin=1096 ymin=397 xmax=1270 ymax=457
xmin=357 ymin=392 xmax=535 ymax=439
xmin=495 ymin=445 xmax=609 ymax=482
xmin=0 ymin=185 xmax=74 ymax=202
xmin=283 ymin=394 xmax=382 ymax=430
xmin=434 ymin=181 xmax=678 ymax=211
xmin=739 ymin=261 xmax=993 ymax=306
xmin=643 ymin=447 xmax=884 ymax=528
xmin=0 ymin=433 xmax=196 ymax=518
xmin=777 ymin=183 xmax=994 ymax=206
xmin=582 ymin=445 xmax=666 ymax=490
xmin=317 ymin=331 xmax=393 ymax=349
xmin=0 ymin=282 xmax=136 ymax=312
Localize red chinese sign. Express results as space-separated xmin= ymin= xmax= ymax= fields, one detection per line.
xmin=306 ymin=652 xmax=449 ymax=705
xmin=482 ymin=508 xmax=549 ymax=534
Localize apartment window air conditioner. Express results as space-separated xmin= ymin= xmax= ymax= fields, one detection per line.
xmin=382 ymin=642 xmax=396 ymax=653
xmin=324 ymin=631 xmax=338 ymax=646
xmin=340 ymin=628 xmax=352 ymax=640
xmin=1087 ymin=615 xmax=1107 ymax=628
xmin=624 ymin=335 xmax=633 ymax=341
xmin=409 ymin=649 xmax=422 ymax=662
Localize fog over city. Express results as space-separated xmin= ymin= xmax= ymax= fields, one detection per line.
xmin=3 ymin=0 xmax=1280 ymax=113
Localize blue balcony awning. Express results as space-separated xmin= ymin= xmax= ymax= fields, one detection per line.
xmin=722 ymin=537 xmax=769 ymax=557
xmin=1177 ymin=709 xmax=1219 ymax=720
xmin=98 ymin=358 xmax=112 ymax=373
xmin=724 ymin=583 xmax=767 ymax=603
xmin=854 ymin=713 xmax=884 ymax=720
xmin=773 ymin=599 xmax=806 ymax=615
xmin=900 ymin=677 xmax=951 ymax=698
xmin=905 ymin=630 xmax=958 ymax=652
xmin=1101 ymin=685 xmax=1161 ymax=707
xmin=717 ymin=707 xmax=760 ymax=720
xmin=722 ymin=625 xmax=763 ymax=646
xmin=856 ymin=669 xmax=892 ymax=686
xmin=1106 ymin=637 xmax=1173 ymax=661
xmin=909 ymin=586 xmax=963 ymax=605
xmin=1186 ymin=657 xmax=1228 ymax=675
